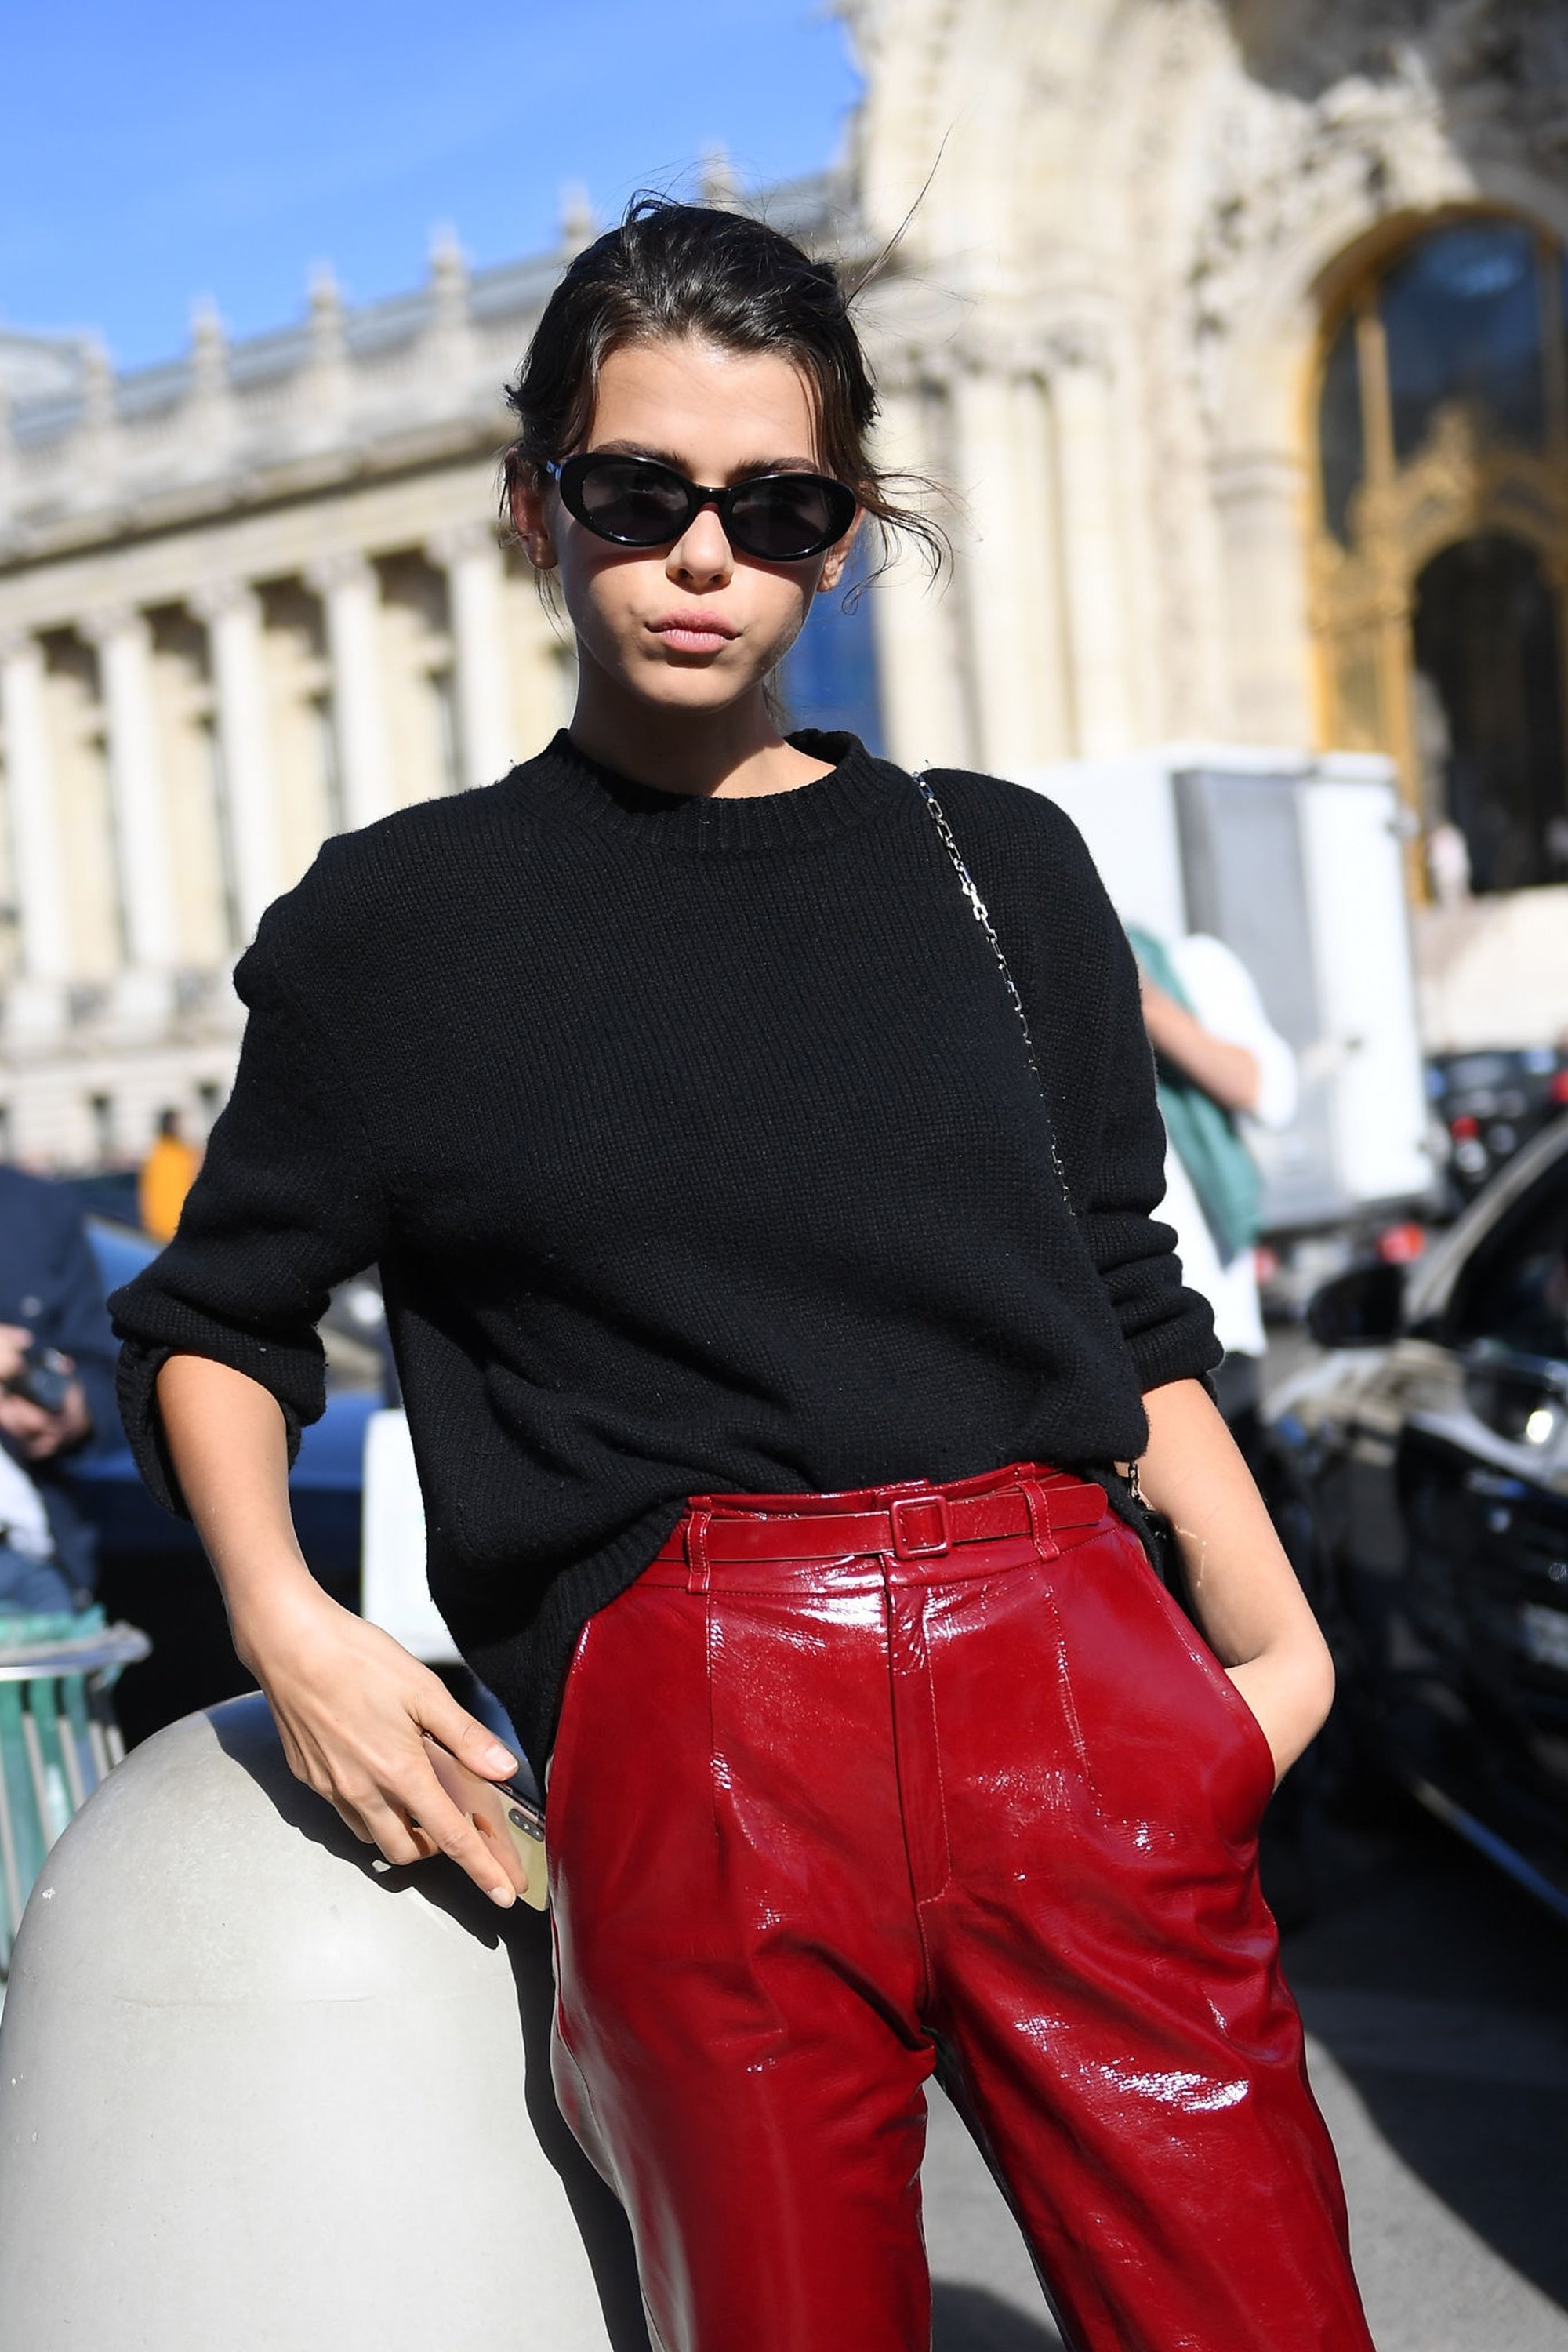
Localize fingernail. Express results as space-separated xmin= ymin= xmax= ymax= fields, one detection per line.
xmin=489 ymin=1883 xmax=516 ymax=1908
xmin=485 ymin=1744 xmax=517 ymax=1776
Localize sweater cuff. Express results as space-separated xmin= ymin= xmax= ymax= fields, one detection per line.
xmin=114 ymin=1336 xmax=307 ymax=1521
xmin=1123 ymin=1301 xmax=1225 ymax=1396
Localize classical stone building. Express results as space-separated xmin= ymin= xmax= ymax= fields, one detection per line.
xmin=846 ymin=0 xmax=1568 ymax=1047
xmin=2 ymin=0 xmax=1566 ymax=1163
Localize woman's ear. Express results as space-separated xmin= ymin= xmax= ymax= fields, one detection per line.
xmin=509 ymin=469 xmax=557 ymax=572
xmin=815 ymin=510 xmax=862 ymax=597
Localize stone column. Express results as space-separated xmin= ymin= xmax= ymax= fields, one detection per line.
xmin=1211 ymin=445 xmax=1316 ymax=750
xmin=0 ymin=631 xmax=71 ymax=1048
xmin=84 ymin=606 xmax=179 ymax=1032
xmin=1047 ymin=325 xmax=1138 ymax=757
xmin=949 ymin=358 xmax=1069 ymax=771
xmin=194 ymin=581 xmax=281 ymax=940
xmin=307 ymin=554 xmax=394 ymax=829
xmin=430 ymin=523 xmax=514 ymax=791
xmin=867 ymin=379 xmax=971 ymax=773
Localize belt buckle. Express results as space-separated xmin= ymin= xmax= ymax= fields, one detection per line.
xmin=888 ymin=1493 xmax=951 ymax=1559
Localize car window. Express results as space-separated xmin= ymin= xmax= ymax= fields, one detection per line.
xmin=1447 ymin=1167 xmax=1568 ymax=1363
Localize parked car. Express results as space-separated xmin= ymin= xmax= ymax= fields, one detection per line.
xmin=1427 ymin=1046 xmax=1568 ymax=1206
xmin=1263 ymin=1120 xmax=1568 ymax=1920
xmin=67 ymin=1219 xmax=383 ymax=1745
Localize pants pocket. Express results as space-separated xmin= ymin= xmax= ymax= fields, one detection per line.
xmin=1066 ymin=1523 xmax=1276 ymax=1843
xmin=1177 ymin=1610 xmax=1279 ymax=1825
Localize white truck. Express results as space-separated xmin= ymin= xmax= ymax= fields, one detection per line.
xmin=1016 ymin=746 xmax=1432 ymax=1234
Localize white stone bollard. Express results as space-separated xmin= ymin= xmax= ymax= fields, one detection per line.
xmin=0 ymin=1694 xmax=648 ymax=2352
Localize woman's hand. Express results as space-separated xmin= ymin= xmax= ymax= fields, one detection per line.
xmin=0 ymin=1324 xmax=92 ymax=1460
xmin=152 ymin=1354 xmax=524 ymax=1906
xmin=234 ymin=1575 xmax=525 ymax=1904
xmin=0 ymin=1323 xmax=31 ymax=1386
xmin=1138 ymin=1377 xmax=1335 ymax=1788
xmin=1225 ymin=1643 xmax=1334 ymax=1788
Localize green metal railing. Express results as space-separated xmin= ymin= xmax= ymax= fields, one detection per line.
xmin=0 ymin=1611 xmax=150 ymax=1976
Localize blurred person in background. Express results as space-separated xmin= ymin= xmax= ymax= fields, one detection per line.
xmin=1131 ymin=928 xmax=1298 ymax=1474
xmin=138 ymin=1106 xmax=201 ymax=1243
xmin=0 ymin=1164 xmax=118 ymax=1614
xmin=111 ymin=201 xmax=1370 ymax=2352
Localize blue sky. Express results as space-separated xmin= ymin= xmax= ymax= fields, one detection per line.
xmin=2 ymin=2 xmax=862 ymax=372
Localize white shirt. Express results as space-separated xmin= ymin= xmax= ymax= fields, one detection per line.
xmin=0 ymin=1446 xmax=54 ymax=1559
xmin=1152 ymin=934 xmax=1297 ymax=1362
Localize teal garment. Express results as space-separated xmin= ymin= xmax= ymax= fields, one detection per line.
xmin=0 ymin=1606 xmax=112 ymax=1961
xmin=1127 ymin=927 xmax=1261 ymax=1269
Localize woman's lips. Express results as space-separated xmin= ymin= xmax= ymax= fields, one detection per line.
xmin=648 ymin=613 xmax=738 ymax=655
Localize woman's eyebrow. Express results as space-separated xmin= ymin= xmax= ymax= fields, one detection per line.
xmin=731 ymin=456 xmax=819 ymax=480
xmin=586 ymin=439 xmax=821 ymax=478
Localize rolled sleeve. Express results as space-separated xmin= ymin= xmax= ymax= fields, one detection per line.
xmin=108 ymin=925 xmax=391 ymax=1518
xmin=1082 ymin=1116 xmax=1223 ymax=1394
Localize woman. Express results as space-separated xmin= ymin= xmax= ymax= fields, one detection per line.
xmin=110 ymin=201 xmax=1372 ymax=2352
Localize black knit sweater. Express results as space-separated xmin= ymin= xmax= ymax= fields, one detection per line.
xmin=109 ymin=730 xmax=1218 ymax=1766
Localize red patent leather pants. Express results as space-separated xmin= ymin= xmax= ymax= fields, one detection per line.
xmin=546 ymin=1463 xmax=1373 ymax=2352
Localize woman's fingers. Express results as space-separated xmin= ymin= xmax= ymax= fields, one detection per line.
xmin=330 ymin=1786 xmax=425 ymax=1867
xmin=413 ymin=1679 xmax=517 ymax=1783
xmin=329 ymin=1795 xmax=377 ymax=1845
xmin=329 ymin=1791 xmax=437 ymax=1868
xmin=307 ymin=1740 xmax=517 ymax=1897
xmin=394 ymin=1764 xmax=517 ymax=1907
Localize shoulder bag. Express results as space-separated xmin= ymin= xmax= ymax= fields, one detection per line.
xmin=913 ymin=772 xmax=1181 ymax=1594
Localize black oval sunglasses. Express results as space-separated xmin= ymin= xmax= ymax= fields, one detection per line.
xmin=545 ymin=452 xmax=858 ymax=564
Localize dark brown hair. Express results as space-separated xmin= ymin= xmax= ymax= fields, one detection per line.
xmin=500 ymin=196 xmax=945 ymax=592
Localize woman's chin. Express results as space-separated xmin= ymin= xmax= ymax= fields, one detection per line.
xmin=621 ymin=659 xmax=768 ymax=714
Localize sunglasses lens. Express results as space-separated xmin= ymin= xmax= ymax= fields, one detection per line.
xmin=573 ymin=459 xmax=691 ymax=545
xmin=562 ymin=457 xmax=855 ymax=558
xmin=728 ymin=475 xmax=854 ymax=561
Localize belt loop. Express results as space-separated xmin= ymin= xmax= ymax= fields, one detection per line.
xmin=686 ymin=1505 xmax=713 ymax=1596
xmin=1018 ymin=1473 xmax=1060 ymax=1565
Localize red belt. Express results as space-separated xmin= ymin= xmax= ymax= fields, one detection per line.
xmin=652 ymin=1465 xmax=1109 ymax=1569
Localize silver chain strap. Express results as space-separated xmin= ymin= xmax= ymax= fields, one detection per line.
xmin=914 ymin=773 xmax=1076 ymax=1221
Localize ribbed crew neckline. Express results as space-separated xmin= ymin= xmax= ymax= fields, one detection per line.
xmin=519 ymin=727 xmax=905 ymax=852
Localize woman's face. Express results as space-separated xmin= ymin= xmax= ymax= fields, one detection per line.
xmin=514 ymin=335 xmax=857 ymax=717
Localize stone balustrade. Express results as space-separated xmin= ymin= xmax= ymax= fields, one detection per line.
xmin=0 ymin=245 xmax=543 ymax=557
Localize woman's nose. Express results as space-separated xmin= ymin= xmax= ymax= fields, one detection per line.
xmin=666 ymin=505 xmax=734 ymax=590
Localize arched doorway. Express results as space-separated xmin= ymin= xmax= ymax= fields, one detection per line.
xmin=1412 ymin=535 xmax=1568 ymax=891
xmin=1310 ymin=216 xmax=1568 ymax=895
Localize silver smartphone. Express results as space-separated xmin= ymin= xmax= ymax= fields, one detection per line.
xmin=421 ymin=1737 xmax=549 ymax=1910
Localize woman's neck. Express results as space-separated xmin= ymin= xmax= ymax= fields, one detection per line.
xmin=566 ymin=665 xmax=834 ymax=800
